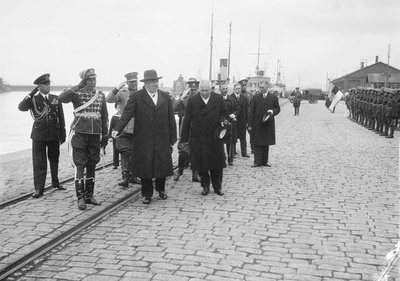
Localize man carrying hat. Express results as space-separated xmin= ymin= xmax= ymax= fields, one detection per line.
xmin=59 ymin=68 xmax=109 ymax=210
xmin=248 ymin=81 xmax=280 ymax=167
xmin=220 ymin=83 xmax=238 ymax=166
xmin=106 ymin=72 xmax=141 ymax=187
xmin=231 ymin=80 xmax=250 ymax=157
xmin=112 ymin=70 xmax=177 ymax=205
xmin=18 ymin=74 xmax=67 ymax=198
xmin=181 ymin=80 xmax=229 ymax=196
xmin=173 ymin=77 xmax=201 ymax=182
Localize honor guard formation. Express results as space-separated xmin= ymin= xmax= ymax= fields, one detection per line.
xmin=19 ymin=69 xmax=283 ymax=209
xmin=345 ymin=87 xmax=399 ymax=138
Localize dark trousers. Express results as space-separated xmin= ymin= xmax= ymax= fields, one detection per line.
xmin=141 ymin=178 xmax=166 ymax=198
xmin=32 ymin=139 xmax=60 ymax=191
xmin=225 ymin=142 xmax=235 ymax=163
xmin=239 ymin=138 xmax=247 ymax=156
xmin=198 ymin=169 xmax=223 ymax=191
xmin=71 ymin=132 xmax=100 ymax=180
xmin=254 ymin=145 xmax=269 ymax=166
xmin=112 ymin=141 xmax=119 ymax=167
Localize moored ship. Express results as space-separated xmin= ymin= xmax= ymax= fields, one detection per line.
xmin=0 ymin=78 xmax=11 ymax=93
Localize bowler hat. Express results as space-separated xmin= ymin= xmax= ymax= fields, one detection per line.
xmin=140 ymin=69 xmax=162 ymax=82
xmin=34 ymin=74 xmax=50 ymax=85
xmin=215 ymin=123 xmax=231 ymax=141
xmin=79 ymin=68 xmax=97 ymax=80
xmin=262 ymin=111 xmax=273 ymax=123
xmin=125 ymin=72 xmax=138 ymax=82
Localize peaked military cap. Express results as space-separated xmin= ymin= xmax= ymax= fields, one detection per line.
xmin=79 ymin=68 xmax=97 ymax=79
xmin=125 ymin=72 xmax=138 ymax=81
xmin=33 ymin=73 xmax=50 ymax=85
xmin=238 ymin=79 xmax=248 ymax=85
xmin=187 ymin=78 xmax=199 ymax=89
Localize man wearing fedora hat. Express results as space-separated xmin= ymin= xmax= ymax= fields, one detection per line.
xmin=59 ymin=68 xmax=109 ymax=210
xmin=248 ymin=81 xmax=280 ymax=167
xmin=18 ymin=74 xmax=67 ymax=198
xmin=173 ymin=77 xmax=201 ymax=182
xmin=181 ymin=80 xmax=229 ymax=196
xmin=112 ymin=69 xmax=177 ymax=205
xmin=106 ymin=72 xmax=141 ymax=187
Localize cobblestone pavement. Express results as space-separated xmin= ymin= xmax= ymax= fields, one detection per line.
xmin=2 ymin=100 xmax=400 ymax=281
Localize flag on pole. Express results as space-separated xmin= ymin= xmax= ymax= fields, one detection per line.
xmin=326 ymin=80 xmax=344 ymax=112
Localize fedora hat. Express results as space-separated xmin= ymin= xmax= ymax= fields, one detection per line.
xmin=215 ymin=123 xmax=231 ymax=141
xmin=262 ymin=111 xmax=273 ymax=123
xmin=140 ymin=69 xmax=162 ymax=82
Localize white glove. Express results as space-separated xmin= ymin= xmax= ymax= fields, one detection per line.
xmin=111 ymin=131 xmax=119 ymax=139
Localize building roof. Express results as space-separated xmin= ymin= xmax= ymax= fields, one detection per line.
xmin=335 ymin=62 xmax=400 ymax=80
xmin=367 ymin=73 xmax=400 ymax=83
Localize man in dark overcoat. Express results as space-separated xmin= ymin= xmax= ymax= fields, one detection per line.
xmin=231 ymin=81 xmax=250 ymax=157
xmin=220 ymin=84 xmax=238 ymax=166
xmin=248 ymin=81 xmax=280 ymax=167
xmin=18 ymin=74 xmax=66 ymax=198
xmin=112 ymin=70 xmax=177 ymax=204
xmin=291 ymin=87 xmax=301 ymax=115
xmin=181 ymin=80 xmax=229 ymax=196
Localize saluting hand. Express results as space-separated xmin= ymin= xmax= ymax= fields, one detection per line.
xmin=28 ymin=86 xmax=40 ymax=98
xmin=77 ymin=76 xmax=90 ymax=90
xmin=117 ymin=81 xmax=126 ymax=90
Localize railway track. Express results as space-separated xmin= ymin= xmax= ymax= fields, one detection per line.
xmin=0 ymin=161 xmax=179 ymax=280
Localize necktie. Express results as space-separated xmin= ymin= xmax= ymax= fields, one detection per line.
xmin=45 ymin=96 xmax=49 ymax=104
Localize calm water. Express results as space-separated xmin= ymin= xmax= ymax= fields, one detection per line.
xmin=0 ymin=91 xmax=118 ymax=155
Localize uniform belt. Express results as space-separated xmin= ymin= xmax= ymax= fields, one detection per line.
xmin=75 ymin=112 xmax=101 ymax=118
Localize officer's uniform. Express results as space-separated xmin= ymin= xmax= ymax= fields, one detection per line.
xmin=18 ymin=74 xmax=66 ymax=198
xmin=106 ymin=72 xmax=139 ymax=187
xmin=59 ymin=68 xmax=108 ymax=210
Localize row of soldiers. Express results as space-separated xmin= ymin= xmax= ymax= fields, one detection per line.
xmin=345 ymin=87 xmax=400 ymax=138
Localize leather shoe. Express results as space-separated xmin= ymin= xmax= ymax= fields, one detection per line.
xmin=118 ymin=178 xmax=129 ymax=187
xmin=129 ymin=176 xmax=141 ymax=184
xmin=242 ymin=154 xmax=250 ymax=158
xmin=228 ymin=162 xmax=234 ymax=166
xmin=32 ymin=190 xmax=43 ymax=198
xmin=142 ymin=197 xmax=151 ymax=204
xmin=53 ymin=184 xmax=66 ymax=190
xmin=251 ymin=164 xmax=261 ymax=168
xmin=215 ymin=190 xmax=224 ymax=196
xmin=159 ymin=191 xmax=168 ymax=200
xmin=262 ymin=164 xmax=271 ymax=167
xmin=173 ymin=171 xmax=182 ymax=181
xmin=85 ymin=196 xmax=100 ymax=205
xmin=201 ymin=187 xmax=209 ymax=195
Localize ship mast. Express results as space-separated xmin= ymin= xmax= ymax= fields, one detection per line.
xmin=256 ymin=25 xmax=261 ymax=89
xmin=227 ymin=21 xmax=232 ymax=81
xmin=209 ymin=10 xmax=214 ymax=81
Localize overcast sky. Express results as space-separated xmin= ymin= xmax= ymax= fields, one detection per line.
xmin=0 ymin=0 xmax=399 ymax=89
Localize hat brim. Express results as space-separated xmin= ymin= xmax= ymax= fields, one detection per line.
xmin=140 ymin=76 xmax=163 ymax=82
xmin=262 ymin=112 xmax=272 ymax=123
xmin=127 ymin=79 xmax=138 ymax=82
xmin=217 ymin=128 xmax=228 ymax=139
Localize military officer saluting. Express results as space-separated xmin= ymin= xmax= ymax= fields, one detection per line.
xmin=18 ymin=74 xmax=66 ymax=198
xmin=59 ymin=68 xmax=109 ymax=210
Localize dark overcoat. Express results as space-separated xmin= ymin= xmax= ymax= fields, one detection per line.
xmin=114 ymin=89 xmax=177 ymax=179
xmin=181 ymin=92 xmax=228 ymax=172
xmin=18 ymin=93 xmax=66 ymax=141
xmin=248 ymin=92 xmax=280 ymax=146
xmin=223 ymin=95 xmax=238 ymax=143
xmin=230 ymin=93 xmax=248 ymax=139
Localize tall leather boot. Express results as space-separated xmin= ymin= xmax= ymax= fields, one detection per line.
xmin=85 ymin=178 xmax=100 ymax=205
xmin=386 ymin=126 xmax=395 ymax=138
xmin=118 ymin=172 xmax=130 ymax=187
xmin=75 ymin=179 xmax=86 ymax=210
xmin=380 ymin=123 xmax=389 ymax=136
